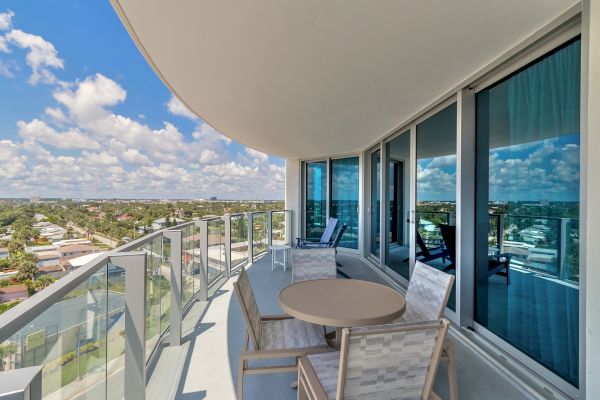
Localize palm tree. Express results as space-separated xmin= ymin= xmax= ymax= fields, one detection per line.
xmin=0 ymin=343 xmax=17 ymax=371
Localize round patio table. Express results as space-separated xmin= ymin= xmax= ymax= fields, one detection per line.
xmin=278 ymin=279 xmax=405 ymax=348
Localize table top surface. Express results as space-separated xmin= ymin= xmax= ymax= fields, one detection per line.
xmin=269 ymin=244 xmax=291 ymax=250
xmin=278 ymin=279 xmax=405 ymax=327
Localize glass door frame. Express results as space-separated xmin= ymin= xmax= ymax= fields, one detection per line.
xmin=366 ymin=144 xmax=383 ymax=263
xmin=301 ymin=153 xmax=363 ymax=254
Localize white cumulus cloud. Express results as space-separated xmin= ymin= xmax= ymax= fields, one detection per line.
xmin=166 ymin=95 xmax=198 ymax=120
xmin=5 ymin=29 xmax=64 ymax=85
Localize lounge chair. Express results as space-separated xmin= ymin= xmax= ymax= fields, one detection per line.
xmin=296 ymin=218 xmax=338 ymax=248
xmin=438 ymin=224 xmax=510 ymax=284
xmin=298 ymin=319 xmax=450 ymax=400
xmin=404 ymin=229 xmax=448 ymax=264
xmin=233 ymin=268 xmax=329 ymax=400
xmin=391 ymin=260 xmax=458 ymax=400
xmin=292 ymin=247 xmax=337 ymax=283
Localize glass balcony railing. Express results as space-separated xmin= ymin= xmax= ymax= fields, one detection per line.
xmin=0 ymin=210 xmax=290 ymax=399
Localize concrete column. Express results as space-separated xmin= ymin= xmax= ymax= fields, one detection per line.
xmin=285 ymin=159 xmax=302 ymax=244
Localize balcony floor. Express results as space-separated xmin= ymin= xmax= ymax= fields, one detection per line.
xmin=147 ymin=252 xmax=530 ymax=400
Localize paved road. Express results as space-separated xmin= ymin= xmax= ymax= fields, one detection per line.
xmin=68 ymin=223 xmax=118 ymax=248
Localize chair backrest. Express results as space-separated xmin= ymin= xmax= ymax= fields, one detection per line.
xmin=331 ymin=224 xmax=347 ymax=249
xmin=320 ymin=218 xmax=338 ymax=243
xmin=416 ymin=229 xmax=431 ymax=257
xmin=233 ymin=268 xmax=263 ymax=349
xmin=438 ymin=224 xmax=456 ymax=262
xmin=291 ymin=247 xmax=337 ymax=283
xmin=337 ymin=319 xmax=449 ymax=400
xmin=404 ymin=261 xmax=455 ymax=321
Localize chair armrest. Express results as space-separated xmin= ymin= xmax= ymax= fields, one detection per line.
xmin=262 ymin=314 xmax=293 ymax=321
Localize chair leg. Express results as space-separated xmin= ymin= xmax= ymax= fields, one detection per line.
xmin=445 ymin=344 xmax=458 ymax=400
xmin=237 ymin=357 xmax=245 ymax=400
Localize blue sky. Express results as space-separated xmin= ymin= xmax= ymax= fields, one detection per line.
xmin=0 ymin=1 xmax=284 ymax=199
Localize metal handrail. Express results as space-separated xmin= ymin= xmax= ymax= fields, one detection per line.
xmin=0 ymin=212 xmax=287 ymax=344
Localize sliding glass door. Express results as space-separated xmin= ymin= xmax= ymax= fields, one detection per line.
xmin=415 ymin=104 xmax=457 ymax=309
xmin=304 ymin=161 xmax=327 ymax=240
xmin=475 ymin=38 xmax=580 ymax=387
xmin=370 ymin=150 xmax=381 ymax=257
xmin=330 ymin=157 xmax=360 ymax=250
xmin=384 ymin=131 xmax=411 ymax=279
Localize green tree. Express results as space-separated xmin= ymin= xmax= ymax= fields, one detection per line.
xmin=14 ymin=252 xmax=38 ymax=282
xmin=7 ymin=239 xmax=24 ymax=255
xmin=0 ymin=342 xmax=17 ymax=371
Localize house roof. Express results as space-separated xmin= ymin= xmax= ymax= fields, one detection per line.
xmin=0 ymin=284 xmax=27 ymax=294
xmin=59 ymin=244 xmax=101 ymax=254
xmin=39 ymin=264 xmax=65 ymax=273
xmin=36 ymin=251 xmax=62 ymax=261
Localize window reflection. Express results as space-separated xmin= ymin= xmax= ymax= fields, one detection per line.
xmin=475 ymin=39 xmax=580 ymax=386
xmin=416 ymin=103 xmax=457 ymax=309
xmin=330 ymin=157 xmax=360 ymax=249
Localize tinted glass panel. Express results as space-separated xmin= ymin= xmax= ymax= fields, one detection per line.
xmin=305 ymin=161 xmax=328 ymax=240
xmin=416 ymin=103 xmax=457 ymax=309
xmin=475 ymin=39 xmax=580 ymax=386
xmin=330 ymin=157 xmax=359 ymax=249
xmin=370 ymin=150 xmax=381 ymax=257
xmin=385 ymin=131 xmax=411 ymax=279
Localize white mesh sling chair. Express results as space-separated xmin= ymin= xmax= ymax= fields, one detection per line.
xmin=298 ymin=319 xmax=450 ymax=400
xmin=392 ymin=261 xmax=457 ymax=400
xmin=233 ymin=268 xmax=329 ymax=400
xmin=292 ymin=247 xmax=337 ymax=283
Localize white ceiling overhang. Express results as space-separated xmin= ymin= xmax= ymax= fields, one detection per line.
xmin=111 ymin=0 xmax=579 ymax=159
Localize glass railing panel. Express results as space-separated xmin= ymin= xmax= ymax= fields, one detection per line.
xmin=181 ymin=223 xmax=198 ymax=305
xmin=160 ymin=235 xmax=172 ymax=337
xmin=106 ymin=262 xmax=126 ymax=400
xmin=230 ymin=215 xmax=248 ymax=270
xmin=207 ymin=219 xmax=225 ymax=284
xmin=415 ymin=210 xmax=453 ymax=248
xmin=271 ymin=211 xmax=287 ymax=245
xmin=0 ymin=264 xmax=110 ymax=399
xmin=252 ymin=212 xmax=268 ymax=259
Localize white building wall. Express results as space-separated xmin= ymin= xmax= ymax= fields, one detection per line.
xmin=584 ymin=0 xmax=600 ymax=397
xmin=284 ymin=159 xmax=302 ymax=243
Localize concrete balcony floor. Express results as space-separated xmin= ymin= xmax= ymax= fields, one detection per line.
xmin=147 ymin=252 xmax=529 ymax=400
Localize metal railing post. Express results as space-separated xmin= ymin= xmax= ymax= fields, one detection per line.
xmin=285 ymin=210 xmax=292 ymax=245
xmin=164 ymin=230 xmax=182 ymax=346
xmin=247 ymin=212 xmax=254 ymax=264
xmin=222 ymin=215 xmax=232 ymax=277
xmin=267 ymin=211 xmax=273 ymax=248
xmin=110 ymin=252 xmax=146 ymax=400
xmin=197 ymin=220 xmax=209 ymax=301
xmin=0 ymin=366 xmax=43 ymax=400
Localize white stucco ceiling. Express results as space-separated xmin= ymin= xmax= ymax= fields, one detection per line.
xmin=111 ymin=0 xmax=578 ymax=159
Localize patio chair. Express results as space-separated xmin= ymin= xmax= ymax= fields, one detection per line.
xmin=297 ymin=218 xmax=338 ymax=248
xmin=292 ymin=247 xmax=337 ymax=283
xmin=298 ymin=319 xmax=450 ymax=400
xmin=233 ymin=267 xmax=329 ymax=400
xmin=438 ymin=224 xmax=510 ymax=284
xmin=392 ymin=261 xmax=458 ymax=400
xmin=404 ymin=229 xmax=447 ymax=264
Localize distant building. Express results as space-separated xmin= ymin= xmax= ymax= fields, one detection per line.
xmin=210 ymin=196 xmax=218 ymax=201
xmin=0 ymin=284 xmax=27 ymax=302
xmin=116 ymin=214 xmax=132 ymax=221
xmin=52 ymin=238 xmax=92 ymax=247
xmin=38 ymin=264 xmax=68 ymax=279
xmin=63 ymin=252 xmax=106 ymax=270
xmin=34 ymin=250 xmax=62 ymax=268
xmin=26 ymin=245 xmax=58 ymax=253
xmin=58 ymin=244 xmax=101 ymax=258
xmin=152 ymin=217 xmax=185 ymax=230
xmin=29 ymin=196 xmax=41 ymax=203
xmin=0 ymin=248 xmax=8 ymax=260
